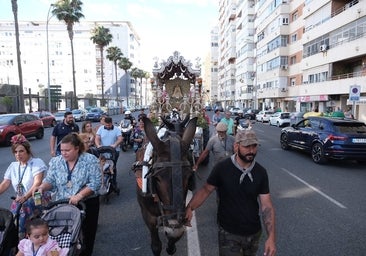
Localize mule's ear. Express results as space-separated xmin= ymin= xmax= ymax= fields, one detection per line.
xmin=143 ymin=117 xmax=163 ymax=149
xmin=181 ymin=117 xmax=197 ymax=148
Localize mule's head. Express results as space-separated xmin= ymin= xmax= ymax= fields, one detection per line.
xmin=143 ymin=116 xmax=197 ymax=237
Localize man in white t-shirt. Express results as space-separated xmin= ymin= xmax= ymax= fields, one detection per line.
xmin=95 ymin=116 xmax=123 ymax=185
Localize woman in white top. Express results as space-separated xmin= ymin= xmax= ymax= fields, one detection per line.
xmin=0 ymin=134 xmax=47 ymax=237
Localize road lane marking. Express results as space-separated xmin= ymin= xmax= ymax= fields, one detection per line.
xmin=186 ymin=191 xmax=201 ymax=256
xmin=281 ymin=168 xmax=347 ymax=209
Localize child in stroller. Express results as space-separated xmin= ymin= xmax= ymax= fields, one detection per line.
xmin=40 ymin=199 xmax=86 ymax=256
xmin=97 ymin=146 xmax=120 ymax=200
xmin=16 ymin=218 xmax=69 ymax=256
xmin=98 ymin=155 xmax=114 ymax=196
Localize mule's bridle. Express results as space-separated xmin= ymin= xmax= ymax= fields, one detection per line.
xmin=151 ymin=134 xmax=191 ymax=227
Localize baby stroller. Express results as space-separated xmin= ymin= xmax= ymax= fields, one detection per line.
xmin=97 ymin=146 xmax=120 ymax=202
xmin=0 ymin=208 xmax=18 ymax=256
xmin=41 ymin=199 xmax=86 ymax=256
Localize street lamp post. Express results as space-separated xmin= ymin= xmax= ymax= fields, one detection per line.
xmin=46 ymin=4 xmax=54 ymax=112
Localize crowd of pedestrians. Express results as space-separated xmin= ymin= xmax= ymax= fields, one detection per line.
xmin=0 ymin=108 xmax=277 ymax=256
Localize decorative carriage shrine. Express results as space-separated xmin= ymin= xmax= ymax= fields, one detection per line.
xmin=150 ymin=51 xmax=206 ymax=120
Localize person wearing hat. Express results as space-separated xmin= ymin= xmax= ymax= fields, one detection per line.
xmin=186 ymin=130 xmax=276 ymax=256
xmin=192 ymin=122 xmax=235 ymax=171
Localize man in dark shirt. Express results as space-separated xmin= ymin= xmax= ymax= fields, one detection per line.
xmin=186 ymin=130 xmax=276 ymax=256
xmin=50 ymin=111 xmax=79 ymax=156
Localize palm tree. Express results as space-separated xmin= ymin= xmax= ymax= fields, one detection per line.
xmin=130 ymin=67 xmax=139 ymax=107
xmin=118 ymin=57 xmax=133 ymax=107
xmin=11 ymin=0 xmax=25 ymax=113
xmin=52 ymin=0 xmax=84 ymax=110
xmin=106 ymin=46 xmax=123 ymax=103
xmin=90 ymin=26 xmax=113 ymax=106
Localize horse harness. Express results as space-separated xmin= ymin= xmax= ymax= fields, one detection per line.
xmin=134 ymin=132 xmax=191 ymax=227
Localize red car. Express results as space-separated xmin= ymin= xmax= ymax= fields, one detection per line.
xmin=0 ymin=113 xmax=44 ymax=146
xmin=32 ymin=111 xmax=57 ymax=127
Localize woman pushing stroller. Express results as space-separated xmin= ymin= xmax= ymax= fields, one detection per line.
xmin=0 ymin=134 xmax=47 ymax=239
xmin=36 ymin=133 xmax=101 ymax=256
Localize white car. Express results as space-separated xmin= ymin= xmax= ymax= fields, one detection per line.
xmin=256 ymin=111 xmax=274 ymax=122
xmin=269 ymin=112 xmax=291 ymax=127
xmin=54 ymin=111 xmax=66 ymax=123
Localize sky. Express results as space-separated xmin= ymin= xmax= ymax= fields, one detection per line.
xmin=0 ymin=0 xmax=218 ymax=71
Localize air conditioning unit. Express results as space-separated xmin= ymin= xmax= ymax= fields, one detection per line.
xmin=280 ymin=65 xmax=288 ymax=70
xmin=320 ymin=44 xmax=328 ymax=52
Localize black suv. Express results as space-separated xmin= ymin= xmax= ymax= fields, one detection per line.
xmin=280 ymin=116 xmax=366 ymax=164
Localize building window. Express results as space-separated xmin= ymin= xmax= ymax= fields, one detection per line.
xmin=292 ymin=11 xmax=298 ymax=21
xmin=290 ymin=78 xmax=296 ymax=86
xmin=291 ymin=33 xmax=297 ymax=43
xmin=290 ymin=56 xmax=296 ymax=65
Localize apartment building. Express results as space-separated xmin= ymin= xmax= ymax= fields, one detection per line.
xmin=218 ymin=0 xmax=238 ymax=109
xmin=216 ymin=0 xmax=366 ymax=121
xmin=210 ymin=26 xmax=219 ymax=105
xmin=0 ymin=20 xmax=141 ymax=110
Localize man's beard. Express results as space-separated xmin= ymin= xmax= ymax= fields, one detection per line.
xmin=66 ymin=119 xmax=74 ymax=125
xmin=237 ymin=148 xmax=256 ymax=163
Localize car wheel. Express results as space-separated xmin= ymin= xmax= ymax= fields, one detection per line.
xmin=35 ymin=128 xmax=44 ymax=139
xmin=51 ymin=120 xmax=57 ymax=127
xmin=5 ymin=133 xmax=15 ymax=146
xmin=311 ymin=142 xmax=326 ymax=164
xmin=280 ymin=133 xmax=290 ymax=150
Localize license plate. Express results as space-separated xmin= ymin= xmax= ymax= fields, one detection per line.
xmin=352 ymin=138 xmax=366 ymax=143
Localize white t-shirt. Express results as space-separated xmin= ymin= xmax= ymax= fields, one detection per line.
xmin=96 ymin=125 xmax=122 ymax=152
xmin=4 ymin=157 xmax=47 ymax=193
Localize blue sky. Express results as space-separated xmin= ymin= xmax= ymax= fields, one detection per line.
xmin=0 ymin=0 xmax=218 ymax=70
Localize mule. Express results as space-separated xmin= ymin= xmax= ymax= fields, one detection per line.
xmin=134 ymin=116 xmax=197 ymax=255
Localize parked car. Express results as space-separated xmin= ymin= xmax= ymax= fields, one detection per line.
xmin=290 ymin=111 xmax=305 ymax=125
xmin=230 ymin=107 xmax=241 ymax=116
xmin=85 ymin=108 xmax=106 ymax=122
xmin=255 ymin=110 xmax=274 ymax=122
xmin=32 ymin=111 xmax=56 ymax=128
xmin=280 ymin=116 xmax=366 ymax=164
xmin=54 ymin=111 xmax=66 ymax=124
xmin=214 ymin=105 xmax=224 ymax=112
xmin=243 ymin=109 xmax=259 ymax=120
xmin=72 ymin=109 xmax=86 ymax=122
xmin=0 ymin=113 xmax=44 ymax=146
xmin=269 ymin=112 xmax=291 ymax=127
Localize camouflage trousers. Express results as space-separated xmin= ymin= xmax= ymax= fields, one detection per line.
xmin=218 ymin=226 xmax=262 ymax=256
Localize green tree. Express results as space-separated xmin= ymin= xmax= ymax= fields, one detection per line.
xmin=11 ymin=0 xmax=25 ymax=113
xmin=0 ymin=96 xmax=14 ymax=113
xmin=118 ymin=57 xmax=133 ymax=107
xmin=52 ymin=0 xmax=84 ymax=110
xmin=90 ymin=26 xmax=113 ymax=106
xmin=106 ymin=46 xmax=123 ymax=103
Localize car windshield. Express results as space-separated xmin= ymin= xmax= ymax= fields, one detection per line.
xmin=72 ymin=110 xmax=81 ymax=114
xmin=335 ymin=123 xmax=366 ymax=133
xmin=281 ymin=113 xmax=290 ymax=118
xmin=0 ymin=115 xmax=13 ymax=125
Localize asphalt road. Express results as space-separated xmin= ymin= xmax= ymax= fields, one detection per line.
xmin=1 ymin=113 xmax=366 ymax=255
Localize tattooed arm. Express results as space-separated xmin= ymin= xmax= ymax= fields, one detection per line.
xmin=259 ymin=193 xmax=276 ymax=256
